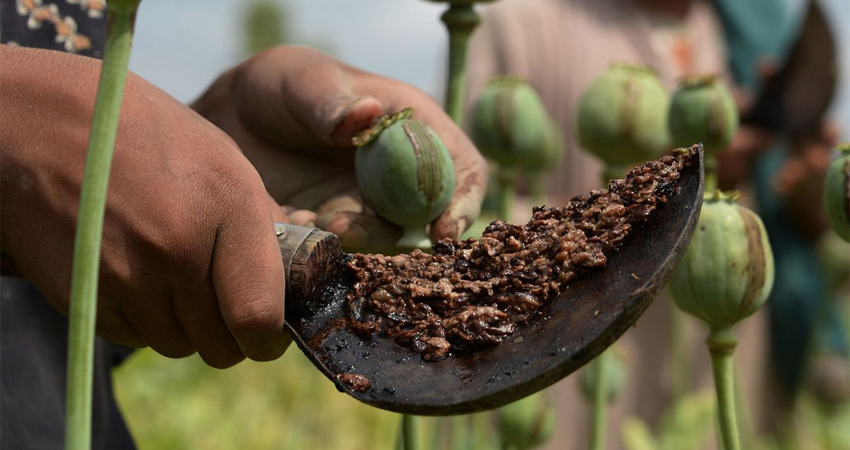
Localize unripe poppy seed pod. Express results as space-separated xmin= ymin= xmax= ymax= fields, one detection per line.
xmin=576 ymin=64 xmax=671 ymax=166
xmin=580 ymin=347 xmax=628 ymax=404
xmin=522 ymin=116 xmax=564 ymax=174
xmin=354 ymin=109 xmax=456 ymax=246
xmin=497 ymin=392 xmax=556 ymax=450
xmin=471 ymin=76 xmax=551 ymax=168
xmin=668 ymin=74 xmax=738 ymax=158
xmin=823 ymin=143 xmax=850 ymax=242
xmin=668 ymin=191 xmax=775 ymax=328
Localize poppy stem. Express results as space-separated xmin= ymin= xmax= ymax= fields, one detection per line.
xmin=64 ymin=2 xmax=139 ymax=449
xmin=707 ymin=326 xmax=741 ymax=450
xmin=400 ymin=414 xmax=420 ymax=450
xmin=588 ymin=351 xmax=610 ymax=450
xmin=441 ymin=3 xmax=481 ymax=125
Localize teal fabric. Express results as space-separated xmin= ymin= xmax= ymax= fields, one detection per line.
xmin=711 ymin=0 xmax=800 ymax=91
xmin=753 ymin=149 xmax=831 ymax=392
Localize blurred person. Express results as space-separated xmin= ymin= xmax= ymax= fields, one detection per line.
xmin=466 ymin=0 xmax=775 ymax=448
xmin=711 ymin=0 xmax=848 ymax=430
xmin=0 ymin=2 xmax=487 ymax=449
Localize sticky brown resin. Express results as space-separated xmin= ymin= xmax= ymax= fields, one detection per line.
xmin=346 ymin=149 xmax=696 ymax=361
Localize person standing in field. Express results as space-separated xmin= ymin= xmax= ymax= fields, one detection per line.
xmin=466 ymin=1 xmax=774 ymax=448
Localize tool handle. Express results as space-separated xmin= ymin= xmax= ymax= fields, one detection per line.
xmin=275 ymin=223 xmax=343 ymax=305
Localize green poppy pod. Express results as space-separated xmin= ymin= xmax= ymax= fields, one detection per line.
xmin=669 ymin=74 xmax=739 ymax=158
xmin=668 ymin=191 xmax=775 ymax=329
xmin=521 ymin=116 xmax=565 ymax=174
xmin=354 ymin=109 xmax=456 ymax=248
xmin=471 ymin=76 xmax=551 ymax=168
xmin=580 ymin=347 xmax=628 ymax=404
xmin=576 ymin=64 xmax=671 ymax=167
xmin=823 ymin=143 xmax=850 ymax=242
xmin=497 ymin=392 xmax=556 ymax=450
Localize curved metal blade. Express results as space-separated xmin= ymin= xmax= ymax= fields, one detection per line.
xmin=285 ymin=146 xmax=704 ymax=415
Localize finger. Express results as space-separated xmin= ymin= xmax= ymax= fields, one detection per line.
xmin=318 ymin=211 xmax=403 ymax=254
xmin=121 ymin=296 xmax=195 ymax=359
xmin=327 ymin=95 xmax=384 ymax=147
xmin=173 ymin=280 xmax=246 ymax=369
xmin=239 ymin=47 xmax=384 ymax=148
xmin=287 ymin=209 xmax=317 ymax=227
xmin=95 ymin=268 xmax=193 ymax=358
xmin=95 ymin=313 xmax=146 ymax=349
xmin=212 ymin=190 xmax=288 ymax=362
xmin=428 ymin=126 xmax=488 ymax=240
xmin=315 ymin=193 xmax=363 ymax=217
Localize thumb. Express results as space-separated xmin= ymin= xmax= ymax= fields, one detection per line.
xmin=213 ymin=194 xmax=289 ymax=362
xmin=233 ymin=47 xmax=385 ymax=149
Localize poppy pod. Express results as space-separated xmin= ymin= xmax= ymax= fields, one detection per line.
xmin=354 ymin=109 xmax=456 ymax=248
xmin=823 ymin=143 xmax=850 ymax=241
xmin=576 ymin=64 xmax=671 ymax=167
xmin=471 ymin=76 xmax=551 ymax=169
xmin=668 ymin=191 xmax=775 ymax=328
xmin=668 ymin=74 xmax=738 ymax=158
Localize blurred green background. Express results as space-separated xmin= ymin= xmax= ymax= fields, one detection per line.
xmin=113 ymin=348 xmax=402 ymax=450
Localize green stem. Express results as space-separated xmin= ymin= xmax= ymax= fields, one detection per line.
xmin=64 ymin=4 xmax=138 ymax=450
xmin=470 ymin=412 xmax=494 ymax=450
xmin=402 ymin=414 xmax=420 ymax=450
xmin=450 ymin=415 xmax=466 ymax=450
xmin=496 ymin=169 xmax=516 ymax=222
xmin=397 ymin=227 xmax=433 ymax=252
xmin=461 ymin=414 xmax=475 ymax=450
xmin=705 ymin=155 xmax=718 ymax=192
xmin=527 ymin=172 xmax=547 ymax=206
xmin=734 ymin=369 xmax=756 ymax=450
xmin=429 ymin=417 xmax=445 ymax=450
xmin=441 ymin=4 xmax=481 ymax=125
xmin=669 ymin=301 xmax=689 ymax=403
xmin=706 ymin=327 xmax=741 ymax=450
xmin=589 ymin=352 xmax=609 ymax=450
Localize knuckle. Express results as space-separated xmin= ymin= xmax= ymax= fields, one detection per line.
xmin=207 ymin=163 xmax=268 ymax=219
xmin=225 ymin=291 xmax=285 ymax=341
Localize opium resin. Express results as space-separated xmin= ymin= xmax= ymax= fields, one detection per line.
xmin=346 ymin=148 xmax=696 ymax=361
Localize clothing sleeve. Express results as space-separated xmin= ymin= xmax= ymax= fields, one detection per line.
xmin=1 ymin=0 xmax=107 ymax=58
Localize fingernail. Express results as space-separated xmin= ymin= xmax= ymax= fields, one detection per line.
xmin=330 ymin=96 xmax=383 ymax=146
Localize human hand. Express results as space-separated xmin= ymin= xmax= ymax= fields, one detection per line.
xmin=192 ymin=46 xmax=488 ymax=254
xmin=716 ymin=125 xmax=774 ymax=190
xmin=0 ymin=45 xmax=290 ymax=368
xmin=772 ymin=121 xmax=838 ymax=239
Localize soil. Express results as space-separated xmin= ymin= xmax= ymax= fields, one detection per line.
xmin=345 ymin=149 xmax=695 ymax=361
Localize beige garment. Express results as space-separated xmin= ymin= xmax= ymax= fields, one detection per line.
xmin=466 ymin=1 xmax=769 ymax=449
xmin=468 ymin=0 xmax=729 ymax=206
